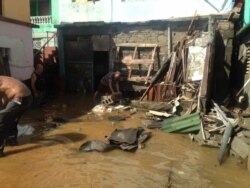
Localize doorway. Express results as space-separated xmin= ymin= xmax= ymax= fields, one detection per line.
xmin=93 ymin=51 xmax=109 ymax=90
xmin=0 ymin=48 xmax=10 ymax=76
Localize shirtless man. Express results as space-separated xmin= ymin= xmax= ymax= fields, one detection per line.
xmin=0 ymin=76 xmax=33 ymax=157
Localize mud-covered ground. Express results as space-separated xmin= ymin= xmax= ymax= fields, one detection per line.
xmin=0 ymin=95 xmax=249 ymax=188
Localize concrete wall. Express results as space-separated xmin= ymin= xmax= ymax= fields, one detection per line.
xmin=0 ymin=21 xmax=33 ymax=80
xmin=2 ymin=0 xmax=30 ymax=22
xmin=58 ymin=19 xmax=209 ymax=86
xmin=58 ymin=0 xmax=233 ymax=23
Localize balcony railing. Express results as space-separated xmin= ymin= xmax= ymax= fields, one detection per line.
xmin=30 ymin=15 xmax=52 ymax=25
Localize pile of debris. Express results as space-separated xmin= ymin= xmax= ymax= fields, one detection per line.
xmin=92 ymin=93 xmax=136 ymax=114
xmin=79 ymin=127 xmax=151 ymax=152
xmin=129 ymin=16 xmax=250 ymax=170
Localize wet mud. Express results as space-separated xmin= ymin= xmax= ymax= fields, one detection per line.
xmin=0 ymin=95 xmax=250 ymax=188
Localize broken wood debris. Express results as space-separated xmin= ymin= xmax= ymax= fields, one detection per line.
xmin=131 ymin=13 xmax=250 ymax=170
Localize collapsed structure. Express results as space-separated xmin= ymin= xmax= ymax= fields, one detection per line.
xmin=55 ymin=0 xmax=250 ymax=170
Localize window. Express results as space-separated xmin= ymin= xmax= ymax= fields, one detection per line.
xmin=30 ymin=0 xmax=51 ymax=16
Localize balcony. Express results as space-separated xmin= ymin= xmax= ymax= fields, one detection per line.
xmin=30 ymin=15 xmax=52 ymax=25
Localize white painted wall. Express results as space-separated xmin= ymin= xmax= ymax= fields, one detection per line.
xmin=0 ymin=20 xmax=33 ymax=80
xmin=58 ymin=0 xmax=233 ymax=23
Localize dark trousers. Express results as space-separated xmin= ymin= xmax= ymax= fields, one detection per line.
xmin=0 ymin=95 xmax=33 ymax=153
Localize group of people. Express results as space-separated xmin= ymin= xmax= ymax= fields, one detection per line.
xmin=0 ymin=63 xmax=121 ymax=157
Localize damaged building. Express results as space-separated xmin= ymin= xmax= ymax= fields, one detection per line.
xmin=56 ymin=15 xmax=233 ymax=96
xmin=2 ymin=0 xmax=250 ymax=187
xmin=27 ymin=0 xmax=250 ymax=172
xmin=53 ymin=0 xmax=250 ymax=170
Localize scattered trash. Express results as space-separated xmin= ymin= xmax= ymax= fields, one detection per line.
xmin=79 ymin=127 xmax=151 ymax=152
xmin=107 ymin=127 xmax=149 ymax=150
xmin=129 ymin=107 xmax=137 ymax=115
xmin=87 ymin=112 xmax=104 ymax=121
xmin=148 ymin=110 xmax=173 ymax=118
xmin=131 ymin=100 xmax=173 ymax=111
xmin=92 ymin=104 xmax=106 ymax=113
xmin=101 ymin=95 xmax=114 ymax=106
xmin=17 ymin=124 xmax=35 ymax=137
xmin=79 ymin=140 xmax=113 ymax=152
xmin=107 ymin=115 xmax=127 ymax=122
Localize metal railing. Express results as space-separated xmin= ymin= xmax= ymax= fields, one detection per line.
xmin=30 ymin=15 xmax=52 ymax=25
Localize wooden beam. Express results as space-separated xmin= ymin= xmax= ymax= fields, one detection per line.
xmin=117 ymin=43 xmax=158 ymax=48
xmin=122 ymin=59 xmax=154 ymax=65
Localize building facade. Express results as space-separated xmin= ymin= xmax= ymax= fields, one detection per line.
xmin=0 ymin=0 xmax=34 ymax=80
xmin=54 ymin=0 xmax=233 ymax=92
xmin=30 ymin=0 xmax=234 ymax=92
xmin=30 ymin=0 xmax=59 ymax=49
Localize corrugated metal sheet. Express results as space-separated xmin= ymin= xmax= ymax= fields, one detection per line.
xmin=161 ymin=112 xmax=201 ymax=133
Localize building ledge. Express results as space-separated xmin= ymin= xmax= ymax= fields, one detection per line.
xmin=0 ymin=16 xmax=39 ymax=28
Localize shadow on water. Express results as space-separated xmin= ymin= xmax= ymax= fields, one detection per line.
xmin=24 ymin=93 xmax=95 ymax=123
xmin=5 ymin=133 xmax=86 ymax=157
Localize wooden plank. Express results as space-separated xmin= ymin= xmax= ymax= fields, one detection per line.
xmin=116 ymin=46 xmax=120 ymax=58
xmin=200 ymin=45 xmax=211 ymax=97
xmin=145 ymin=46 xmax=157 ymax=84
xmin=140 ymin=53 xmax=172 ymax=101
xmin=121 ymin=59 xmax=154 ymax=65
xmin=117 ymin=43 xmax=158 ymax=48
xmin=165 ymin=52 xmax=176 ymax=82
xmin=133 ymin=46 xmax=138 ymax=59
xmin=127 ymin=76 xmax=148 ymax=82
xmin=145 ymin=64 xmax=153 ymax=84
xmin=151 ymin=46 xmax=157 ymax=60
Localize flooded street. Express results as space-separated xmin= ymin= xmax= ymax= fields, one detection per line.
xmin=0 ymin=95 xmax=249 ymax=188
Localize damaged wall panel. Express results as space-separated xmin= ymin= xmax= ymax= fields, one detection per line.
xmin=212 ymin=21 xmax=235 ymax=103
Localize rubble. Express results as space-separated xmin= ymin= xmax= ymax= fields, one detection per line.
xmin=116 ymin=11 xmax=250 ymax=170
xmin=17 ymin=124 xmax=35 ymax=137
xmin=84 ymin=5 xmax=250 ymax=170
xmin=79 ymin=127 xmax=151 ymax=152
xmin=79 ymin=140 xmax=113 ymax=152
xmin=231 ymin=136 xmax=249 ymax=159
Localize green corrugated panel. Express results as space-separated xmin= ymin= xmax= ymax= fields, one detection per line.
xmin=244 ymin=0 xmax=250 ymax=26
xmin=161 ymin=112 xmax=201 ymax=133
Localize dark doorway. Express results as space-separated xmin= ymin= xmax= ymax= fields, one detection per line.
xmin=0 ymin=48 xmax=11 ymax=76
xmin=93 ymin=51 xmax=109 ymax=90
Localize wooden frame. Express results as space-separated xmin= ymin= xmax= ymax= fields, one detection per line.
xmin=116 ymin=43 xmax=158 ymax=84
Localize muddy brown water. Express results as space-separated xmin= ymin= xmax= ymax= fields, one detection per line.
xmin=0 ymin=95 xmax=249 ymax=188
